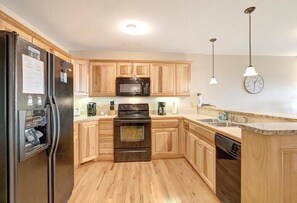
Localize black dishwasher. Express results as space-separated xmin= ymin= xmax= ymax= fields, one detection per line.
xmin=215 ymin=133 xmax=241 ymax=203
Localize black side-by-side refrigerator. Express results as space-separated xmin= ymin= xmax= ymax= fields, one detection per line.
xmin=0 ymin=31 xmax=74 ymax=203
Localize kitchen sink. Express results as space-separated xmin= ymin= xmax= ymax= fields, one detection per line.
xmin=197 ymin=118 xmax=219 ymax=122
xmin=207 ymin=122 xmax=239 ymax=127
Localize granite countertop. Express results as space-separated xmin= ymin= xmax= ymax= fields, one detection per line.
xmin=239 ymin=122 xmax=297 ymax=135
xmin=73 ymin=113 xmax=297 ymax=141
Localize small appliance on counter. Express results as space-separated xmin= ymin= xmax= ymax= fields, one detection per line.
xmin=87 ymin=102 xmax=96 ymax=116
xmin=158 ymin=102 xmax=166 ymax=115
xmin=109 ymin=101 xmax=115 ymax=115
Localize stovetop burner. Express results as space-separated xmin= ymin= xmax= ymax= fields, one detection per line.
xmin=115 ymin=103 xmax=150 ymax=119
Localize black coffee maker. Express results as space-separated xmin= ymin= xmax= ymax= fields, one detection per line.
xmin=87 ymin=102 xmax=96 ymax=116
xmin=158 ymin=102 xmax=166 ymax=115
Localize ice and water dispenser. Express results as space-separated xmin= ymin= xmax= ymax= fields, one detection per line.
xmin=18 ymin=108 xmax=50 ymax=162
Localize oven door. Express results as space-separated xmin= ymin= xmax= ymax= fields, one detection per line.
xmin=114 ymin=119 xmax=151 ymax=149
xmin=116 ymin=77 xmax=150 ymax=96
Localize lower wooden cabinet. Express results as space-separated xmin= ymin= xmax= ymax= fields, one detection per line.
xmin=197 ymin=139 xmax=215 ymax=191
xmin=152 ymin=128 xmax=178 ymax=157
xmin=184 ymin=120 xmax=216 ymax=192
xmin=151 ymin=119 xmax=180 ymax=159
xmin=79 ymin=121 xmax=98 ymax=164
xmin=98 ymin=119 xmax=114 ymax=161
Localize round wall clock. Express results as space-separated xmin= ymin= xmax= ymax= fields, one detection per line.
xmin=244 ymin=75 xmax=264 ymax=94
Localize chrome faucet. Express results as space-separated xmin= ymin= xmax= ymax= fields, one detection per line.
xmin=218 ymin=112 xmax=228 ymax=121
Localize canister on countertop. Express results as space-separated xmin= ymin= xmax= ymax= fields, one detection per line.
xmin=172 ymin=102 xmax=178 ymax=114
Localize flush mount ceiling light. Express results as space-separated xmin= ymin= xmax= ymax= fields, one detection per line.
xmin=209 ymin=38 xmax=218 ymax=85
xmin=120 ymin=20 xmax=150 ymax=35
xmin=243 ymin=6 xmax=258 ymax=77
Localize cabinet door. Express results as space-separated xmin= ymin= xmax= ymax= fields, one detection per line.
xmin=89 ymin=62 xmax=116 ymax=96
xmin=199 ymin=139 xmax=216 ymax=191
xmin=150 ymin=64 xmax=175 ymax=96
xmin=185 ymin=131 xmax=190 ymax=160
xmin=152 ymin=128 xmax=178 ymax=158
xmin=176 ymin=64 xmax=191 ymax=95
xmin=133 ymin=63 xmax=150 ymax=77
xmin=79 ymin=121 xmax=98 ymax=163
xmin=116 ymin=62 xmax=133 ymax=77
xmin=98 ymin=120 xmax=114 ymax=161
xmin=188 ymin=132 xmax=198 ymax=167
xmin=72 ymin=59 xmax=89 ymax=96
xmin=74 ymin=124 xmax=79 ymax=168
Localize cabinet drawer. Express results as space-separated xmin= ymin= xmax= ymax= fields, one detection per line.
xmin=152 ymin=119 xmax=178 ymax=128
xmin=189 ymin=123 xmax=215 ymax=144
xmin=99 ymin=137 xmax=113 ymax=148
xmin=99 ymin=121 xmax=113 ymax=130
xmin=99 ymin=130 xmax=113 ymax=137
xmin=99 ymin=148 xmax=113 ymax=154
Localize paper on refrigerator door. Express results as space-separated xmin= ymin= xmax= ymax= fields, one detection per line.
xmin=22 ymin=54 xmax=45 ymax=94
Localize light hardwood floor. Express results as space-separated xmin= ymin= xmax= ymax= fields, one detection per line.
xmin=68 ymin=158 xmax=220 ymax=203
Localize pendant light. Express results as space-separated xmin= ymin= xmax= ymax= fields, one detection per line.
xmin=209 ymin=38 xmax=218 ymax=85
xmin=243 ymin=6 xmax=258 ymax=76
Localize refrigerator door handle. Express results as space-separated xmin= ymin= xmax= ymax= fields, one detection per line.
xmin=52 ymin=96 xmax=60 ymax=154
xmin=48 ymin=97 xmax=57 ymax=156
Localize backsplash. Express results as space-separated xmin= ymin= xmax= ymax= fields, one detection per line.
xmin=74 ymin=94 xmax=198 ymax=116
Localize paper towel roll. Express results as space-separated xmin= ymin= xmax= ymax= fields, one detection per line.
xmin=172 ymin=102 xmax=178 ymax=114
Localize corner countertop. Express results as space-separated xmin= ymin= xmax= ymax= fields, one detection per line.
xmin=74 ymin=115 xmax=116 ymax=123
xmin=239 ymin=122 xmax=297 ymax=136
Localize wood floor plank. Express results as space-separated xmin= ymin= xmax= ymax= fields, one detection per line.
xmin=68 ymin=158 xmax=220 ymax=203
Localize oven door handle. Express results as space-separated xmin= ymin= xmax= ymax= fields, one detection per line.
xmin=114 ymin=119 xmax=151 ymax=124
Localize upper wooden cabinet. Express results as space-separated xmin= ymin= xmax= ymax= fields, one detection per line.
xmin=117 ymin=62 xmax=150 ymax=77
xmin=133 ymin=63 xmax=150 ymax=77
xmin=0 ymin=11 xmax=71 ymax=62
xmin=0 ymin=20 xmax=32 ymax=42
xmin=116 ymin=63 xmax=133 ymax=77
xmin=89 ymin=62 xmax=116 ymax=96
xmin=176 ymin=64 xmax=191 ymax=95
xmin=72 ymin=59 xmax=89 ymax=96
xmin=150 ymin=63 xmax=175 ymax=96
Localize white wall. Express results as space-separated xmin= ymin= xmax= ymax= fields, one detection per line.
xmin=71 ymin=50 xmax=297 ymax=116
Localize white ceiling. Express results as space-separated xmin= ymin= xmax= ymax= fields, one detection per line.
xmin=1 ymin=0 xmax=297 ymax=55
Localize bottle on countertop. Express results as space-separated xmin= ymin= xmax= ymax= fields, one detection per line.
xmin=172 ymin=102 xmax=178 ymax=114
xmin=197 ymin=93 xmax=203 ymax=107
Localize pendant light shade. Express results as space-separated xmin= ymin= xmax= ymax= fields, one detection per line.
xmin=243 ymin=6 xmax=258 ymax=77
xmin=209 ymin=77 xmax=218 ymax=84
xmin=209 ymin=38 xmax=218 ymax=85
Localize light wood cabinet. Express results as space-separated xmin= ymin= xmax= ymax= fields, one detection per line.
xmin=133 ymin=63 xmax=150 ymax=77
xmin=184 ymin=120 xmax=216 ymax=192
xmin=117 ymin=62 xmax=150 ymax=77
xmin=198 ymin=139 xmax=215 ymax=191
xmin=98 ymin=119 xmax=114 ymax=161
xmin=116 ymin=62 xmax=133 ymax=77
xmin=176 ymin=64 xmax=191 ymax=96
xmin=74 ymin=123 xmax=79 ymax=169
xmin=151 ymin=119 xmax=180 ymax=159
xmin=0 ymin=20 xmax=32 ymax=42
xmin=72 ymin=59 xmax=89 ymax=96
xmin=79 ymin=121 xmax=98 ymax=164
xmin=32 ymin=37 xmax=53 ymax=53
xmin=150 ymin=63 xmax=175 ymax=96
xmin=152 ymin=128 xmax=178 ymax=157
xmin=89 ymin=62 xmax=116 ymax=96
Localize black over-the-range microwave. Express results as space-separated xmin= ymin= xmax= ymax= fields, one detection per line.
xmin=116 ymin=77 xmax=150 ymax=96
